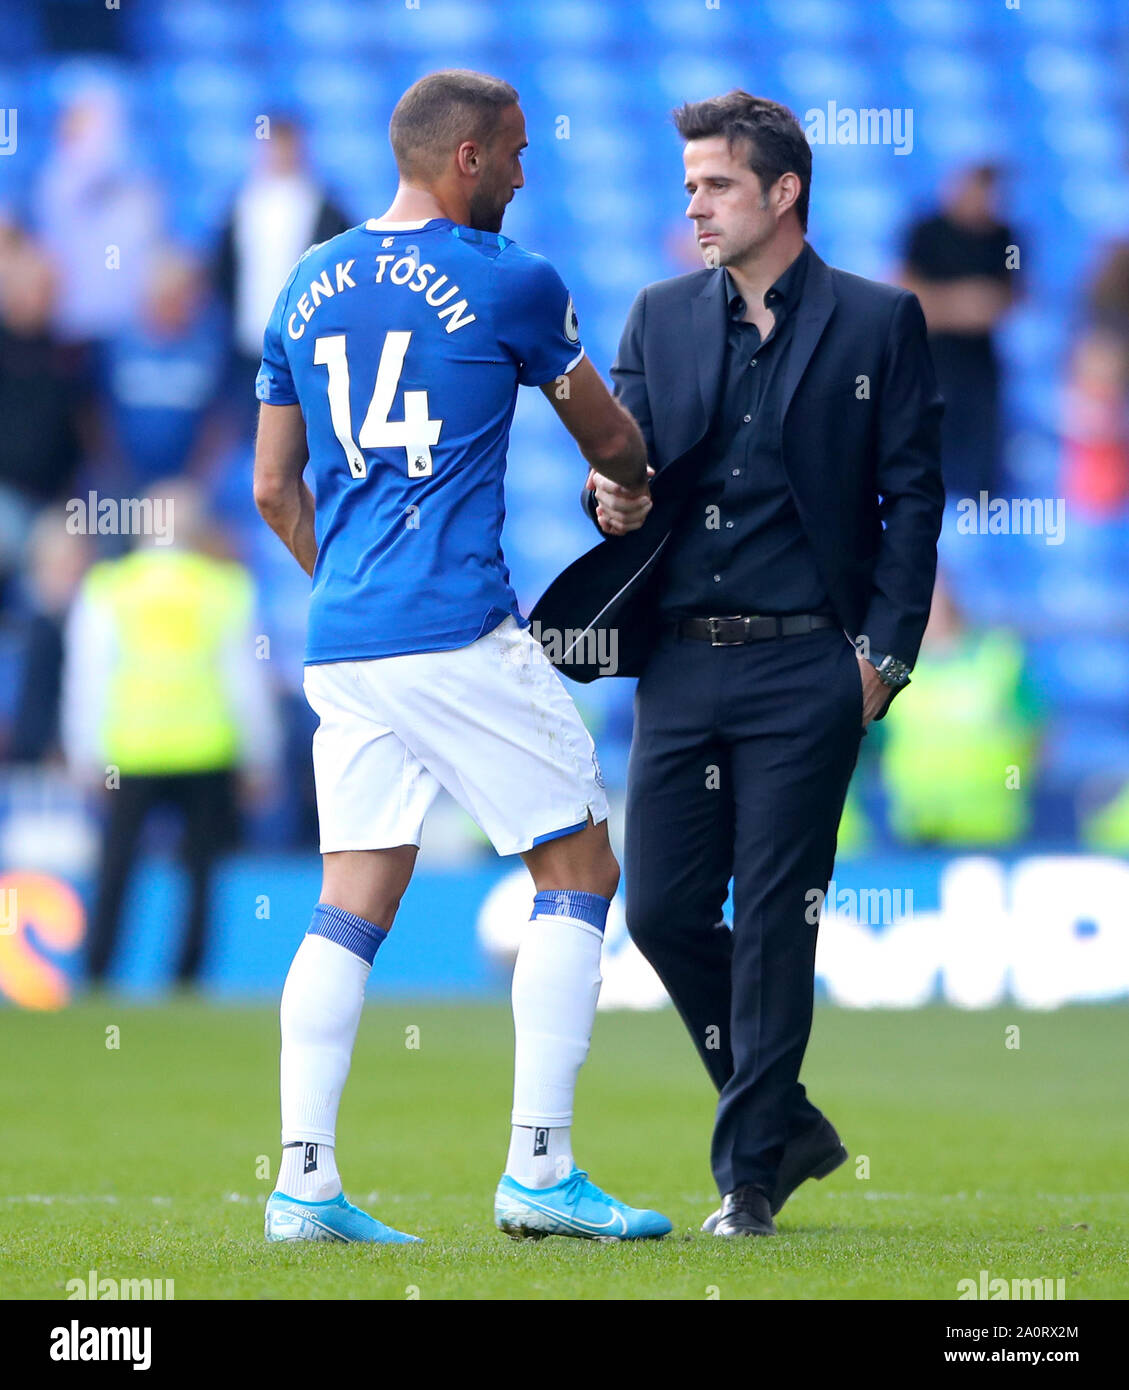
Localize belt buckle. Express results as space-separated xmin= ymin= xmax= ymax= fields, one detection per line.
xmin=708 ymin=616 xmax=746 ymax=646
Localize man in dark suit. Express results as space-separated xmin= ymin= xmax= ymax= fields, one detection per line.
xmin=531 ymin=92 xmax=944 ymax=1236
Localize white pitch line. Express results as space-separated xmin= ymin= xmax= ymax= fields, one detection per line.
xmin=4 ymin=1190 xmax=1122 ymax=1207
xmin=1 ymin=1194 xmax=262 ymax=1206
xmin=823 ymin=1190 xmax=1126 ymax=1202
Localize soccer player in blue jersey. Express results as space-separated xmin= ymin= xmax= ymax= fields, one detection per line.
xmin=253 ymin=70 xmax=667 ymax=1243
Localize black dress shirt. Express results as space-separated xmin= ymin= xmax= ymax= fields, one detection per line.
xmin=658 ymin=242 xmax=835 ymax=619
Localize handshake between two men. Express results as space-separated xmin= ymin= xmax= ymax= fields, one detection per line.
xmin=584 ymin=465 xmax=655 ymax=536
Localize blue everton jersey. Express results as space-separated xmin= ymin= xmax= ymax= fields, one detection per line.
xmin=256 ymin=216 xmax=584 ymax=663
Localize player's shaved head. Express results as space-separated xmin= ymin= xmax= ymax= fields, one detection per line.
xmin=390 ymin=69 xmax=519 ymax=181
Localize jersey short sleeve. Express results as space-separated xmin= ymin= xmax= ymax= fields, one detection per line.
xmin=496 ymin=251 xmax=585 ymax=388
xmin=255 ymin=269 xmax=300 ymax=405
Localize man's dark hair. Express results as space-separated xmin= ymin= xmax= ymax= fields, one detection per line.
xmin=672 ymin=91 xmax=812 ymax=232
xmin=390 ymin=70 xmax=519 ymax=180
xmin=967 ymin=162 xmax=1002 ymax=186
xmin=265 ymin=113 xmax=302 ymax=141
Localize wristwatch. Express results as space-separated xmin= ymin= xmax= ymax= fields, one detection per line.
xmin=869 ymin=652 xmax=912 ymax=689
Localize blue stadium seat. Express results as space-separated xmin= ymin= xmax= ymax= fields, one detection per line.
xmin=145 ymin=0 xmax=259 ymax=57
xmin=1018 ymin=0 xmax=1114 ymax=42
xmin=1028 ymin=637 xmax=1129 ymax=718
xmin=1042 ymin=715 xmax=1129 ymax=788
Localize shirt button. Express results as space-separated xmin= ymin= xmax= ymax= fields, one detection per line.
xmin=750 ymin=358 xmax=758 ymax=366
xmin=732 ymin=468 xmax=740 ymax=476
xmin=726 ymin=521 xmax=734 ymax=529
xmin=743 ymin=414 xmax=751 ymax=423
xmin=713 ymin=574 xmax=721 ymax=582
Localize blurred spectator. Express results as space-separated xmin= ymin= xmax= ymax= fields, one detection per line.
xmin=663 ymin=215 xmax=710 ymax=274
xmin=835 ymin=785 xmax=872 ymax=858
xmin=900 ymin=164 xmax=1019 ymax=501
xmin=1061 ymin=328 xmax=1129 ymax=514
xmin=100 ymin=246 xmax=225 ymax=487
xmin=879 ymin=577 xmax=1043 ymax=849
xmin=0 ymin=233 xmax=84 ymax=587
xmin=215 ymin=116 xmax=349 ymax=410
xmin=32 ymin=81 xmax=162 ymax=348
xmin=61 ymin=479 xmax=281 ymax=987
xmin=6 ymin=508 xmax=91 ymax=763
xmin=1061 ymin=240 xmax=1129 ymax=514
xmin=1087 ymin=237 xmax=1129 ymax=337
xmin=0 ymin=212 xmax=24 ymax=265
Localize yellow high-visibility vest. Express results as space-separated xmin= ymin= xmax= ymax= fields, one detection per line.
xmin=83 ymin=549 xmax=253 ymax=775
xmin=1082 ymin=781 xmax=1129 ymax=852
xmin=881 ymin=631 xmax=1037 ymax=846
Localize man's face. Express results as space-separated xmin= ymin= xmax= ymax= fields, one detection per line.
xmin=948 ymin=168 xmax=998 ymax=227
xmin=466 ymin=103 xmax=527 ymax=233
xmin=265 ymin=126 xmax=302 ymax=176
xmin=683 ymin=135 xmax=777 ymax=266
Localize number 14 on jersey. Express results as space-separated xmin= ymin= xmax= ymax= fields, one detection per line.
xmin=314 ymin=330 xmax=443 ymax=480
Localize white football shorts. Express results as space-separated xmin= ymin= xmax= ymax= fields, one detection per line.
xmin=302 ymin=616 xmax=609 ymax=857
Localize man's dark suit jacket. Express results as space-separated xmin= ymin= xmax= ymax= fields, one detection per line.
xmin=530 ymin=246 xmax=945 ymax=718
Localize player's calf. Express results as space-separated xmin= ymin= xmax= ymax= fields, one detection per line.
xmin=498 ymin=820 xmax=670 ymax=1239
xmin=271 ymin=881 xmax=422 ymax=1245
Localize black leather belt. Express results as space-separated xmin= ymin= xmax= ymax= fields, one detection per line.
xmin=670 ymin=613 xmax=837 ymax=645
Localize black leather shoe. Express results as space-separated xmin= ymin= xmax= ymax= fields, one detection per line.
xmin=712 ymin=1185 xmax=775 ymax=1237
xmin=772 ymin=1117 xmax=847 ymax=1215
xmin=701 ymin=1118 xmax=848 ymax=1232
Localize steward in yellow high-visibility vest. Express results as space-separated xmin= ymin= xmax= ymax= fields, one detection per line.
xmin=880 ymin=628 xmax=1041 ymax=847
xmin=62 ymin=485 xmax=279 ymax=986
xmin=79 ymin=548 xmax=254 ymax=775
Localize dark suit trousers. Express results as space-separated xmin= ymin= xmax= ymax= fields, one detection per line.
xmin=624 ymin=625 xmax=864 ymax=1196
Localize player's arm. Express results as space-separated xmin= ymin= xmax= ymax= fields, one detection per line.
xmin=502 ymin=251 xmax=649 ymax=520
xmin=542 ymin=360 xmax=652 ymax=536
xmin=540 ymin=357 xmax=649 ymax=491
xmin=586 ymin=285 xmax=657 ymax=536
xmin=253 ymin=402 xmax=318 ymax=577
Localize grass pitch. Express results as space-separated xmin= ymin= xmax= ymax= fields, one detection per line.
xmin=0 ymin=1000 xmax=1126 ymax=1300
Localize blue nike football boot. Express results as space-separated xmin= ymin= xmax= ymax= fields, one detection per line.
xmin=265 ymin=1190 xmax=422 ymax=1244
xmin=494 ymin=1167 xmax=671 ymax=1241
